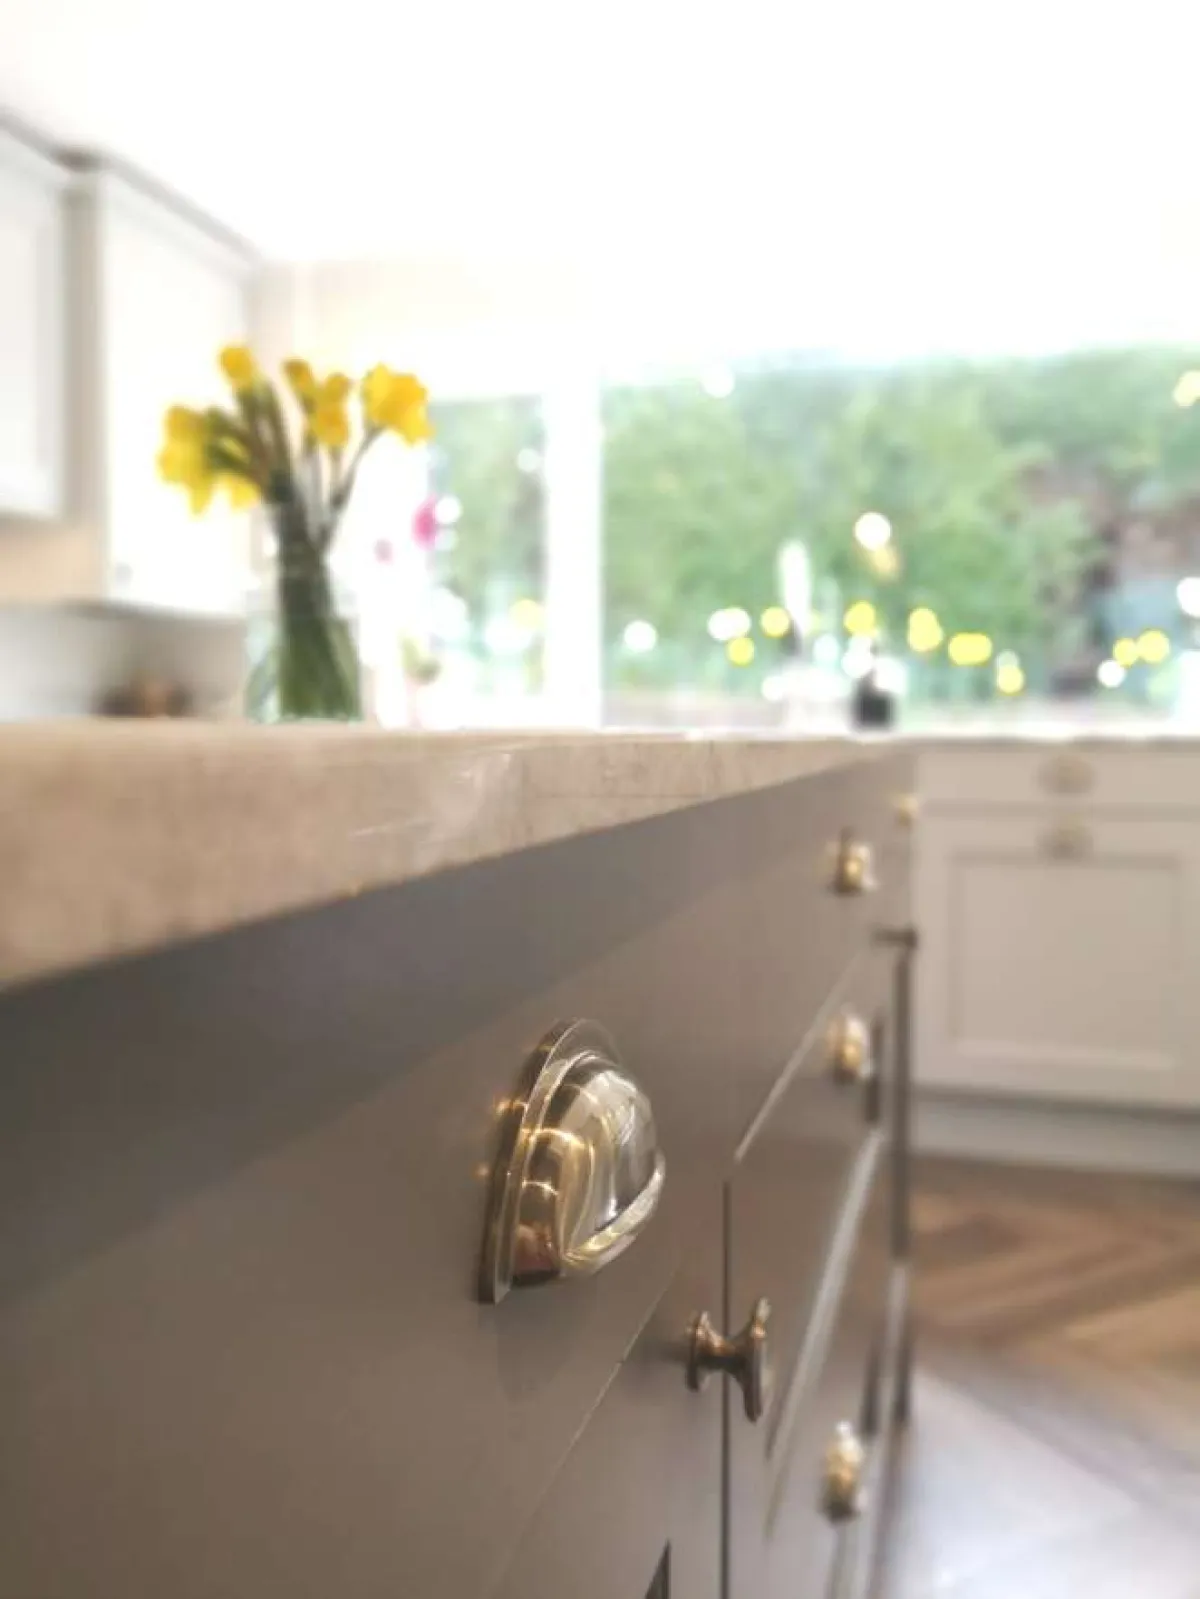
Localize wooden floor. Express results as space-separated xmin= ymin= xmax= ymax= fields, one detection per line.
xmin=878 ymin=1158 xmax=1200 ymax=1599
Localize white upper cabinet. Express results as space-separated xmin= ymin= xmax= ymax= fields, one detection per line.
xmin=0 ymin=127 xmax=68 ymax=519
xmin=70 ymin=166 xmax=257 ymax=615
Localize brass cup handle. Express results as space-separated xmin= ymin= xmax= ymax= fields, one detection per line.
xmin=478 ymin=1021 xmax=666 ymax=1304
xmin=831 ymin=835 xmax=877 ymax=896
xmin=686 ymin=1296 xmax=771 ymax=1422
xmin=821 ymin=1422 xmax=867 ymax=1523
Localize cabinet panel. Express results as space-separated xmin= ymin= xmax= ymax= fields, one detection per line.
xmin=921 ymin=746 xmax=1200 ymax=812
xmin=97 ymin=180 xmax=252 ymax=614
xmin=0 ymin=789 xmax=751 ymax=1599
xmin=727 ymin=944 xmax=898 ymax=1599
xmin=917 ymin=811 xmax=1200 ymax=1105
xmin=0 ymin=133 xmax=65 ymax=518
xmin=491 ymin=1241 xmax=723 ymax=1599
xmin=734 ymin=753 xmax=913 ymax=1140
xmin=728 ymin=1134 xmax=894 ymax=1599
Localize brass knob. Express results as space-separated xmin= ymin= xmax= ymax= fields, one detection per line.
xmin=826 ymin=1010 xmax=874 ymax=1083
xmin=1043 ymin=817 xmax=1092 ymax=861
xmin=830 ymin=835 xmax=876 ymax=896
xmin=1039 ymin=752 xmax=1095 ymax=796
xmin=894 ymin=792 xmax=920 ymax=828
xmin=821 ymin=1422 xmax=867 ymax=1522
xmin=686 ymin=1296 xmax=771 ymax=1422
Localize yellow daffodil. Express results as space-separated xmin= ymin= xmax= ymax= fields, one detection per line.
xmin=157 ymin=433 xmax=206 ymax=486
xmin=283 ymin=359 xmax=318 ymax=407
xmin=311 ymin=399 xmax=350 ymax=450
xmin=362 ymin=365 xmax=432 ymax=443
xmin=219 ymin=345 xmax=259 ymax=392
xmin=319 ymin=373 xmax=352 ymax=406
xmin=221 ymin=474 xmax=261 ymax=509
xmin=165 ymin=405 xmax=206 ymax=443
xmin=187 ymin=476 xmax=217 ymax=515
xmin=158 ymin=431 xmax=215 ymax=516
xmin=159 ymin=407 xmax=258 ymax=515
xmin=361 ymin=364 xmax=393 ymax=417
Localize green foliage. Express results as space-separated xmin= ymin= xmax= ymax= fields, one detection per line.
xmin=428 ymin=396 xmax=544 ymax=622
xmin=431 ymin=347 xmax=1200 ymax=700
xmin=602 ymin=384 xmax=794 ymax=646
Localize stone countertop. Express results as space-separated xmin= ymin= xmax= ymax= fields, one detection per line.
xmin=0 ymin=723 xmax=889 ymax=988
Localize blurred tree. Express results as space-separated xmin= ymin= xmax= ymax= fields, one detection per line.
xmin=428 ymin=396 xmax=544 ymax=623
xmin=431 ymin=347 xmax=1200 ymax=700
xmin=602 ymin=382 xmax=794 ymax=676
xmin=778 ymin=367 xmax=1098 ymax=666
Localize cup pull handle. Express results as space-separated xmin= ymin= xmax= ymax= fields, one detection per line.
xmin=479 ymin=1020 xmax=666 ymax=1304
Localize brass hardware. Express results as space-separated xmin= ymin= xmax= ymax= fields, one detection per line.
xmin=478 ymin=1020 xmax=666 ymax=1304
xmin=821 ymin=1422 xmax=867 ymax=1523
xmin=686 ymin=1297 xmax=771 ymax=1422
xmin=1039 ymin=752 xmax=1095 ymax=796
xmin=826 ymin=1011 xmax=874 ymax=1084
xmin=894 ymin=792 xmax=920 ymax=828
xmin=830 ymin=834 xmax=876 ymax=896
xmin=1043 ymin=817 xmax=1092 ymax=861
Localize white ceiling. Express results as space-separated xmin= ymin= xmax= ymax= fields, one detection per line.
xmin=3 ymin=0 xmax=1200 ymax=351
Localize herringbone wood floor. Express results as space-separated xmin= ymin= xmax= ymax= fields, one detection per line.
xmin=878 ymin=1158 xmax=1200 ymax=1599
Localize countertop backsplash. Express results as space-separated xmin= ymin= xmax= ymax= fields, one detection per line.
xmin=0 ymin=603 xmax=244 ymax=720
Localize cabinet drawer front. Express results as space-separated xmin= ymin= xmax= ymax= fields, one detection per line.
xmin=0 ymin=764 xmax=909 ymax=1599
xmin=491 ymin=1243 xmax=724 ymax=1599
xmin=0 ymin=803 xmax=754 ymax=1599
xmin=731 ymin=946 xmax=894 ymax=1424
xmin=729 ymin=1136 xmax=893 ymax=1599
xmin=734 ymin=753 xmax=913 ymax=1138
xmin=921 ymin=746 xmax=1200 ymax=811
xmin=917 ymin=809 xmax=1200 ymax=1105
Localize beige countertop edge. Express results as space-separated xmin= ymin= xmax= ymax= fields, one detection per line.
xmin=0 ymin=724 xmax=889 ymax=989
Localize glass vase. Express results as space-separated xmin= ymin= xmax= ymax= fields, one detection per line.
xmin=247 ymin=507 xmax=362 ymax=722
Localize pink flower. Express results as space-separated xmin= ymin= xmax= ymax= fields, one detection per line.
xmin=412 ymin=497 xmax=439 ymax=551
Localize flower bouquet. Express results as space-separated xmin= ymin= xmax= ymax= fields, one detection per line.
xmin=158 ymin=346 xmax=431 ymax=720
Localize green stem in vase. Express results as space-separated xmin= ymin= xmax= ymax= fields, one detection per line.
xmin=256 ymin=504 xmax=362 ymax=722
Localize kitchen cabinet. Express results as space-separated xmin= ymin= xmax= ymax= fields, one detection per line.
xmin=727 ymin=943 xmax=903 ymax=1599
xmin=916 ymin=747 xmax=1200 ymax=1109
xmin=68 ymin=164 xmax=257 ymax=615
xmin=0 ymin=125 xmax=68 ymax=519
xmin=0 ymin=749 xmax=913 ymax=1599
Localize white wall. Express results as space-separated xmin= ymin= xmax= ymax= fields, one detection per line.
xmin=254 ymin=255 xmax=597 ymax=397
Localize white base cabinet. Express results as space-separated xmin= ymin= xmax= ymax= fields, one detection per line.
xmin=0 ymin=127 xmax=67 ymax=519
xmin=916 ymin=747 xmax=1200 ymax=1110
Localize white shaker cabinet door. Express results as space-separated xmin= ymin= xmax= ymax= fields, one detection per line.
xmin=0 ymin=132 xmax=66 ymax=518
xmin=97 ymin=179 xmax=252 ymax=614
xmin=916 ymin=810 xmax=1200 ymax=1108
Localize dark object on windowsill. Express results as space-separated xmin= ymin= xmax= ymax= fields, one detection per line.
xmin=97 ymin=677 xmax=194 ymax=718
xmin=851 ymin=672 xmax=896 ymax=730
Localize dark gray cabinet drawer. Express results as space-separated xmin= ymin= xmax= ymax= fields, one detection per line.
xmin=729 ymin=942 xmax=895 ymax=1414
xmin=490 ymin=1232 xmax=724 ymax=1599
xmin=728 ymin=1133 xmax=893 ymax=1599
xmin=0 ymin=752 xmax=913 ymax=1599
xmin=0 ymin=828 xmax=740 ymax=1599
xmin=733 ymin=754 xmax=913 ymax=1139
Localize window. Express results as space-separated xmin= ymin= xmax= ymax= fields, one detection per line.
xmin=600 ymin=346 xmax=1200 ymax=728
xmin=426 ymin=394 xmax=547 ymax=718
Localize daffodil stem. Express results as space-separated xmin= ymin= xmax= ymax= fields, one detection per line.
xmin=258 ymin=505 xmax=361 ymax=721
xmin=320 ymin=428 xmax=380 ymax=554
